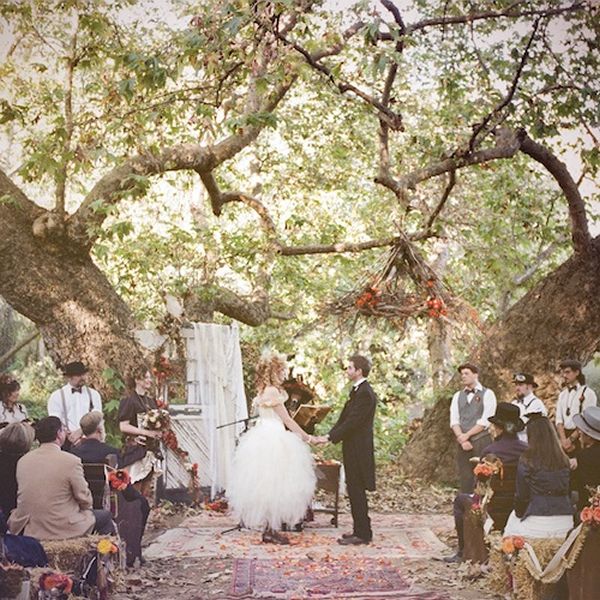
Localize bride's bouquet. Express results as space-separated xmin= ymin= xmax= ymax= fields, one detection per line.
xmin=140 ymin=408 xmax=170 ymax=431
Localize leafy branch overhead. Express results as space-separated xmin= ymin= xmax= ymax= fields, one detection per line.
xmin=0 ymin=0 xmax=597 ymax=331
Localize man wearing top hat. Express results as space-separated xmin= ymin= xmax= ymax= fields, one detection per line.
xmin=450 ymin=363 xmax=497 ymax=493
xmin=47 ymin=361 xmax=102 ymax=448
xmin=511 ymin=373 xmax=547 ymax=442
xmin=555 ymin=359 xmax=597 ymax=456
xmin=570 ymin=406 xmax=600 ymax=511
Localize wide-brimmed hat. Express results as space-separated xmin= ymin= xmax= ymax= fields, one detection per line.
xmin=488 ymin=402 xmax=525 ymax=432
xmin=573 ymin=406 xmax=600 ymax=442
xmin=513 ymin=372 xmax=538 ymax=388
xmin=62 ymin=361 xmax=88 ymax=376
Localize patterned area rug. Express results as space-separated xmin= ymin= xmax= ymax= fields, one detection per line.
xmin=230 ymin=557 xmax=450 ymax=599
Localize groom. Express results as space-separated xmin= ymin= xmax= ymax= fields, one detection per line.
xmin=316 ymin=354 xmax=377 ymax=545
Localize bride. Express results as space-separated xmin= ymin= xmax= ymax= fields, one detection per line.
xmin=227 ymin=350 xmax=316 ymax=544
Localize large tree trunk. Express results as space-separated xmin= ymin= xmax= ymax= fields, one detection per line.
xmin=399 ymin=236 xmax=600 ymax=484
xmin=0 ymin=210 xmax=143 ymax=396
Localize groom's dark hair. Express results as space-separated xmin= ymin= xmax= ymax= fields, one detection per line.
xmin=349 ymin=355 xmax=371 ymax=377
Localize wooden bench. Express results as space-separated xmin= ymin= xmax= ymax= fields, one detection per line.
xmin=82 ymin=454 xmax=118 ymax=515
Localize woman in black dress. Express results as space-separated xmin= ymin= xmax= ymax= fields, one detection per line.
xmin=118 ymin=366 xmax=162 ymax=497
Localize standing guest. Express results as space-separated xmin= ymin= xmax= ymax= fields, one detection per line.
xmin=504 ymin=416 xmax=573 ymax=539
xmin=570 ymin=406 xmax=600 ymax=511
xmin=8 ymin=416 xmax=114 ymax=539
xmin=555 ymin=359 xmax=597 ymax=456
xmin=315 ymin=355 xmax=378 ymax=545
xmin=118 ymin=366 xmax=162 ymax=497
xmin=0 ymin=422 xmax=35 ymax=516
xmin=72 ymin=411 xmax=150 ymax=568
xmin=47 ymin=361 xmax=102 ymax=448
xmin=444 ymin=403 xmax=527 ymax=562
xmin=511 ymin=373 xmax=547 ymax=442
xmin=0 ymin=374 xmax=28 ymax=427
xmin=69 ymin=411 xmax=119 ymax=464
xmin=450 ymin=363 xmax=497 ymax=493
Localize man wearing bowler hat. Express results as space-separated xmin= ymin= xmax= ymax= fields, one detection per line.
xmin=511 ymin=372 xmax=547 ymax=442
xmin=47 ymin=361 xmax=102 ymax=448
xmin=571 ymin=406 xmax=600 ymax=511
xmin=555 ymin=359 xmax=597 ymax=456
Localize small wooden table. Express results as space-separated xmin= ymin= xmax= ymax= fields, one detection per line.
xmin=314 ymin=461 xmax=341 ymax=527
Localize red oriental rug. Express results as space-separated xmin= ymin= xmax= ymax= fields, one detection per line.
xmin=230 ymin=557 xmax=450 ymax=599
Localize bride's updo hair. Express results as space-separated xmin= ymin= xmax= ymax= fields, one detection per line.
xmin=255 ymin=350 xmax=287 ymax=393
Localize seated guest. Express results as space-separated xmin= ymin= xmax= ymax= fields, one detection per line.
xmin=70 ymin=411 xmax=119 ymax=463
xmin=504 ymin=415 xmax=573 ymax=538
xmin=445 ymin=402 xmax=527 ymax=562
xmin=0 ymin=374 xmax=28 ymax=428
xmin=570 ymin=406 xmax=600 ymax=511
xmin=72 ymin=411 xmax=151 ymax=568
xmin=8 ymin=416 xmax=115 ymax=539
xmin=0 ymin=422 xmax=35 ymax=516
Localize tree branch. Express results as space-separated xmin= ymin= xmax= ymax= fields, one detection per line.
xmin=424 ymin=170 xmax=456 ymax=232
xmin=55 ymin=13 xmax=79 ymax=219
xmin=0 ymin=167 xmax=46 ymax=222
xmin=468 ymin=17 xmax=540 ymax=152
xmin=406 ymin=2 xmax=585 ymax=34
xmin=520 ymin=133 xmax=592 ymax=255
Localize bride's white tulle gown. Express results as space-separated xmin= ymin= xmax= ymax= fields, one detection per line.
xmin=227 ymin=392 xmax=316 ymax=530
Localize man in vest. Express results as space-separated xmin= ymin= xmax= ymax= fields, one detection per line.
xmin=555 ymin=359 xmax=597 ymax=456
xmin=47 ymin=361 xmax=102 ymax=448
xmin=450 ymin=363 xmax=497 ymax=493
xmin=511 ymin=372 xmax=547 ymax=442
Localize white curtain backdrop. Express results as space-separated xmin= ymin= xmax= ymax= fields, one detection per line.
xmin=186 ymin=323 xmax=248 ymax=498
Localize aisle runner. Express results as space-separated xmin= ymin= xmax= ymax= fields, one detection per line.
xmin=231 ymin=557 xmax=450 ymax=599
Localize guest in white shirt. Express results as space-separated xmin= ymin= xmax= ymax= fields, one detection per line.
xmin=511 ymin=372 xmax=547 ymax=442
xmin=555 ymin=359 xmax=598 ymax=455
xmin=450 ymin=363 xmax=497 ymax=493
xmin=47 ymin=361 xmax=102 ymax=447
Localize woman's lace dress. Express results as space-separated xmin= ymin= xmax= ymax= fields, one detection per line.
xmin=227 ymin=391 xmax=316 ymax=530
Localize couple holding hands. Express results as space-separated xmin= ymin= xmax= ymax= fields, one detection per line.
xmin=227 ymin=351 xmax=377 ymax=546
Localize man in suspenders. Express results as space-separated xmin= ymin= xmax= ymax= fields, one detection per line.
xmin=449 ymin=363 xmax=497 ymax=493
xmin=47 ymin=361 xmax=103 ymax=448
xmin=511 ymin=373 xmax=547 ymax=442
xmin=555 ymin=359 xmax=598 ymax=456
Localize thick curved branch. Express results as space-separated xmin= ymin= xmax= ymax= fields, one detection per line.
xmin=520 ymin=134 xmax=592 ymax=255
xmin=0 ymin=167 xmax=46 ymax=222
xmin=185 ymin=285 xmax=291 ymax=326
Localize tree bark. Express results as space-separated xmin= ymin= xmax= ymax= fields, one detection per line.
xmin=0 ymin=208 xmax=144 ymax=396
xmin=399 ymin=236 xmax=600 ymax=484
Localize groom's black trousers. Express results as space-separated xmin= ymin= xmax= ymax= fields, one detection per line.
xmin=347 ymin=479 xmax=371 ymax=541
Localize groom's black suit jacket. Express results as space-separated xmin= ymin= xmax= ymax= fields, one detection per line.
xmin=328 ymin=380 xmax=377 ymax=491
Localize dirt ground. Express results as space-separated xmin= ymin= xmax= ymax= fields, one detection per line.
xmin=113 ymin=500 xmax=502 ymax=600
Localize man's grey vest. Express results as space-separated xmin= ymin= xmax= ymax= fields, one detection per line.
xmin=458 ymin=386 xmax=487 ymax=433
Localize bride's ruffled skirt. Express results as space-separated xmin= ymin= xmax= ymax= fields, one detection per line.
xmin=227 ymin=418 xmax=316 ymax=530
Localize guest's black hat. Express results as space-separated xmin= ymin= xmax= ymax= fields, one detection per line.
xmin=559 ymin=359 xmax=582 ymax=371
xmin=488 ymin=402 xmax=525 ymax=431
xmin=573 ymin=406 xmax=600 ymax=442
xmin=512 ymin=372 xmax=538 ymax=388
xmin=62 ymin=361 xmax=88 ymax=376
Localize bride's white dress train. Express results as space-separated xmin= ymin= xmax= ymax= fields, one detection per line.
xmin=227 ymin=396 xmax=316 ymax=530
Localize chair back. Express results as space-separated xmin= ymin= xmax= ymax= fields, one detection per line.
xmin=83 ymin=463 xmax=109 ymax=510
xmin=488 ymin=463 xmax=518 ymax=530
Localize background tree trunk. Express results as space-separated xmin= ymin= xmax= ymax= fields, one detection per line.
xmin=399 ymin=236 xmax=600 ymax=484
xmin=0 ymin=213 xmax=144 ymax=398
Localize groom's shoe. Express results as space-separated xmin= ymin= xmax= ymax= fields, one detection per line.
xmin=341 ymin=532 xmax=355 ymax=539
xmin=337 ymin=535 xmax=370 ymax=545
